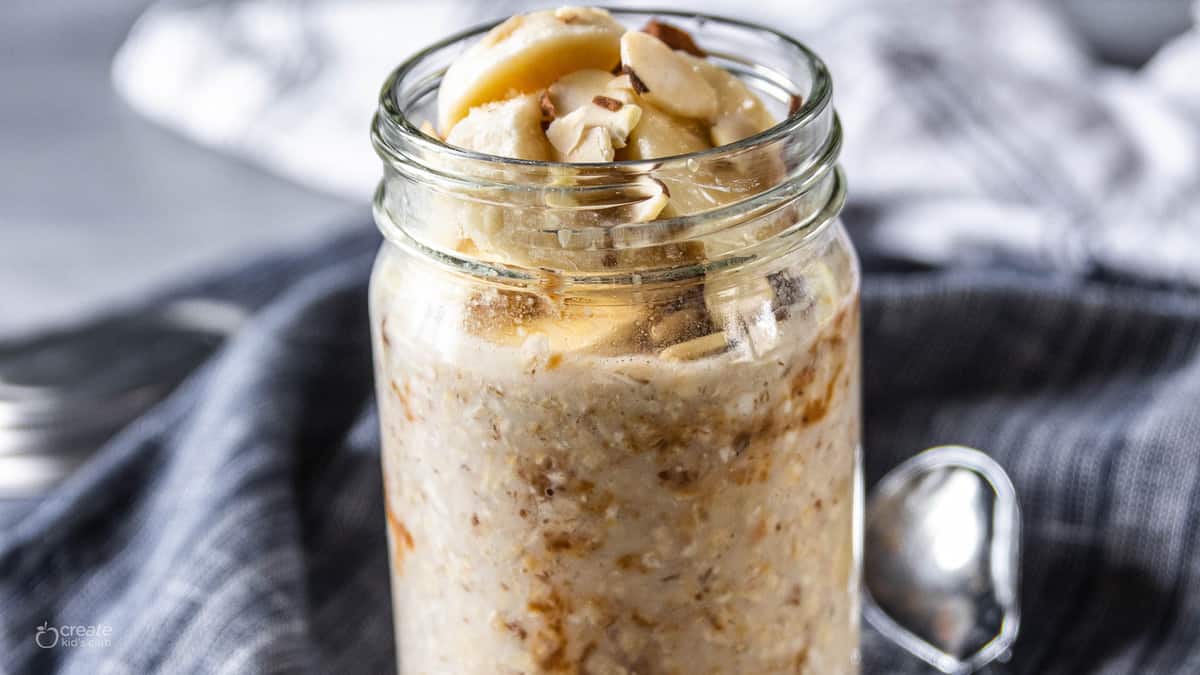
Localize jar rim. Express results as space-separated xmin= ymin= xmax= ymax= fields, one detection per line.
xmin=371 ymin=165 xmax=846 ymax=293
xmin=372 ymin=7 xmax=834 ymax=171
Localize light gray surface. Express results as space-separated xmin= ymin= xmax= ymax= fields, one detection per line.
xmin=0 ymin=0 xmax=359 ymax=339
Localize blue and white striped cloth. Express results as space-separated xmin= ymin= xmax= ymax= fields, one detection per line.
xmin=3 ymin=0 xmax=1200 ymax=673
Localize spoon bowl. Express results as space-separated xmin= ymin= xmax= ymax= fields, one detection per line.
xmin=864 ymin=445 xmax=1021 ymax=674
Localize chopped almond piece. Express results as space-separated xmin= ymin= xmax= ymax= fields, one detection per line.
xmin=548 ymin=69 xmax=619 ymax=116
xmin=540 ymin=90 xmax=559 ymax=123
xmin=545 ymin=100 xmax=642 ymax=162
xmin=659 ymin=331 xmax=730 ymax=360
xmin=641 ymin=19 xmax=707 ymax=57
xmin=627 ymin=175 xmax=671 ymax=222
xmin=621 ymin=66 xmax=650 ymax=94
xmin=592 ymin=95 xmax=624 ymax=111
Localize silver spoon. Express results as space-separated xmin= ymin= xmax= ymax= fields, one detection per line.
xmin=0 ymin=298 xmax=245 ymax=497
xmin=864 ymin=445 xmax=1021 ymax=674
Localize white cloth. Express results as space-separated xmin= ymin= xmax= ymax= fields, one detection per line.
xmin=113 ymin=0 xmax=1200 ymax=286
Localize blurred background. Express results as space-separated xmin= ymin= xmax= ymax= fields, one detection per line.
xmin=2 ymin=0 xmax=1196 ymax=339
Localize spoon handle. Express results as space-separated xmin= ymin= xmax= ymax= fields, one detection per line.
xmin=0 ymin=298 xmax=245 ymax=497
xmin=973 ymin=662 xmax=1011 ymax=675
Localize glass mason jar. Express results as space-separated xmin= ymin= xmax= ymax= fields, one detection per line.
xmin=370 ymin=10 xmax=860 ymax=674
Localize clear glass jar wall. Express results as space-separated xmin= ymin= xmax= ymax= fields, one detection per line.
xmin=370 ymin=10 xmax=861 ymax=674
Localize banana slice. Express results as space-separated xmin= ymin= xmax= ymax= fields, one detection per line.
xmin=620 ymin=100 xmax=710 ymax=161
xmin=438 ymin=7 xmax=624 ymax=133
xmin=805 ymin=260 xmax=842 ymax=321
xmin=444 ymin=93 xmax=554 ymax=161
xmin=619 ymin=30 xmax=717 ymax=122
xmin=680 ymin=54 xmax=777 ymax=147
xmin=629 ymin=58 xmax=784 ymax=254
xmin=485 ymin=303 xmax=648 ymax=355
xmin=435 ymin=94 xmax=558 ymax=267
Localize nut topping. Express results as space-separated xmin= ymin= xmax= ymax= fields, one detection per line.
xmin=658 ymin=331 xmax=730 ymax=360
xmin=592 ymin=95 xmax=624 ymax=111
xmin=641 ymin=19 xmax=707 ymax=57
xmin=548 ymin=69 xmax=620 ymax=116
xmin=545 ymin=99 xmax=642 ymax=162
xmin=540 ymin=90 xmax=559 ymax=123
xmin=620 ymin=30 xmax=718 ymax=121
xmin=626 ymin=175 xmax=671 ymax=222
xmin=620 ymin=66 xmax=650 ymax=94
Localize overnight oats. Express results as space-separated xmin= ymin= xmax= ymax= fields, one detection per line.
xmin=369 ymin=8 xmax=860 ymax=674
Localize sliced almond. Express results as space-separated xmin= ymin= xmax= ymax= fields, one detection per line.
xmin=619 ymin=31 xmax=717 ymax=121
xmin=548 ymin=69 xmax=619 ymax=116
xmin=607 ymin=74 xmax=636 ymax=95
xmin=546 ymin=101 xmax=642 ymax=162
xmin=659 ymin=331 xmax=729 ymax=361
xmin=482 ymin=302 xmax=647 ymax=355
xmin=803 ymin=260 xmax=842 ymax=321
xmin=626 ymin=176 xmax=670 ymax=222
xmin=592 ymin=95 xmax=624 ymax=112
xmin=545 ymin=109 xmax=589 ymax=159
xmin=559 ymin=126 xmax=615 ymax=163
xmin=789 ymin=94 xmax=804 ymax=117
xmin=649 ymin=307 xmax=709 ymax=346
xmin=641 ymin=19 xmax=706 ymax=57
xmin=539 ymin=90 xmax=559 ymax=124
xmin=621 ymin=67 xmax=651 ymax=95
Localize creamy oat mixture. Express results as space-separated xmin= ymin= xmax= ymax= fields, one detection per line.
xmin=373 ymin=7 xmax=860 ymax=674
